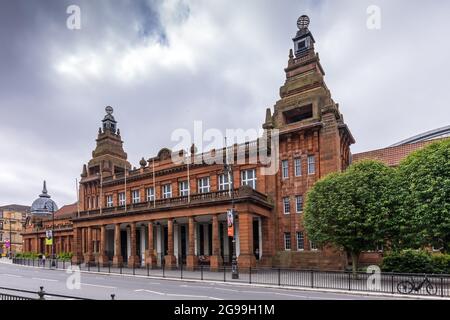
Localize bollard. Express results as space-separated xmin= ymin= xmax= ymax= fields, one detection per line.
xmin=180 ymin=262 xmax=183 ymax=279
xmin=201 ymin=265 xmax=204 ymax=281
xmin=249 ymin=267 xmax=252 ymax=284
xmin=98 ymin=262 xmax=100 ymax=273
xmin=38 ymin=286 xmax=46 ymax=300
xmin=147 ymin=263 xmax=150 ymax=277
xmin=111 ymin=294 xmax=115 ymax=300
xmin=224 ymin=266 xmax=226 ymax=282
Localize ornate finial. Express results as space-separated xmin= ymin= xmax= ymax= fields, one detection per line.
xmin=81 ymin=164 xmax=88 ymax=177
xmin=190 ymin=143 xmax=198 ymax=155
xmin=263 ymin=108 xmax=274 ymax=130
xmin=117 ymin=128 xmax=121 ymax=136
xmin=105 ymin=106 xmax=114 ymax=115
xmin=139 ymin=157 xmax=147 ymax=168
xmin=297 ymin=15 xmax=310 ymax=30
xmin=98 ymin=127 xmax=102 ymax=134
xmin=39 ymin=180 xmax=50 ymax=198
xmin=288 ymin=49 xmax=294 ymax=66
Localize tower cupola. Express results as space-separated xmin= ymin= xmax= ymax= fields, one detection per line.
xmin=293 ymin=15 xmax=315 ymax=57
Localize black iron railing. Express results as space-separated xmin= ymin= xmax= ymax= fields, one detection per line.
xmin=12 ymin=257 xmax=450 ymax=298
xmin=0 ymin=286 xmax=108 ymax=300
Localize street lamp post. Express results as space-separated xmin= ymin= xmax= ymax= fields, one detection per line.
xmin=224 ymin=148 xmax=239 ymax=279
xmin=46 ymin=201 xmax=56 ymax=267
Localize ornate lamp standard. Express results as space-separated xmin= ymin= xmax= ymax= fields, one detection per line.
xmin=224 ymin=147 xmax=239 ymax=279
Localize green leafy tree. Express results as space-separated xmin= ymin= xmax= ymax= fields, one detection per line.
xmin=304 ymin=160 xmax=396 ymax=274
xmin=397 ymin=138 xmax=450 ymax=252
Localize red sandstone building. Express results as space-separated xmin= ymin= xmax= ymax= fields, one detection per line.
xmin=23 ymin=15 xmax=354 ymax=270
xmin=21 ymin=16 xmax=447 ymax=270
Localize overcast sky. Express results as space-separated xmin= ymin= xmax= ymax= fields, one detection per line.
xmin=0 ymin=0 xmax=449 ymax=207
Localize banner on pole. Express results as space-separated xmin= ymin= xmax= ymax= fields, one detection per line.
xmin=45 ymin=230 xmax=53 ymax=246
xmin=227 ymin=209 xmax=234 ymax=237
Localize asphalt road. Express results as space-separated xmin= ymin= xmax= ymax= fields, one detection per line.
xmin=0 ymin=261 xmax=409 ymax=300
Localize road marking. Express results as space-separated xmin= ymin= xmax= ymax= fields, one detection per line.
xmin=274 ymin=292 xmax=308 ymax=298
xmin=135 ymin=289 xmax=165 ymax=295
xmin=0 ymin=274 xmax=22 ymax=278
xmin=82 ymin=283 xmax=116 ymax=289
xmin=180 ymin=284 xmax=212 ymax=289
xmin=242 ymin=290 xmax=275 ymax=294
xmin=214 ymin=287 xmax=239 ymax=292
xmin=32 ymin=277 xmax=58 ymax=282
xmin=134 ymin=289 xmax=222 ymax=300
xmin=167 ymin=293 xmax=223 ymax=300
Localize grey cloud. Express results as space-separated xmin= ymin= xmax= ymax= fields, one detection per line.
xmin=0 ymin=0 xmax=449 ymax=207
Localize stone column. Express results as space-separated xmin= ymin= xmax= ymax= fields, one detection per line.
xmin=145 ymin=221 xmax=157 ymax=267
xmin=128 ymin=222 xmax=139 ymax=267
xmin=237 ymin=212 xmax=256 ymax=268
xmin=186 ymin=216 xmax=197 ymax=270
xmin=260 ymin=217 xmax=273 ymax=266
xmin=98 ymin=225 xmax=109 ymax=266
xmin=72 ymin=227 xmax=83 ymax=264
xmin=112 ymin=223 xmax=123 ymax=267
xmin=84 ymin=226 xmax=94 ymax=263
xmin=164 ymin=219 xmax=176 ymax=268
xmin=210 ymin=214 xmax=223 ymax=271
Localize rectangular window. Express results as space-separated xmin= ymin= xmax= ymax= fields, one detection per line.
xmin=241 ymin=169 xmax=257 ymax=189
xmin=132 ymin=190 xmax=140 ymax=204
xmin=179 ymin=181 xmax=190 ymax=196
xmin=310 ymin=241 xmax=318 ymax=251
xmin=146 ymin=187 xmax=155 ymax=202
xmin=297 ymin=232 xmax=305 ymax=251
xmin=308 ymin=155 xmax=316 ymax=175
xmin=162 ymin=184 xmax=172 ymax=199
xmin=294 ymin=158 xmax=302 ymax=177
xmin=198 ymin=177 xmax=210 ymax=194
xmin=106 ymin=195 xmax=113 ymax=208
xmin=282 ymin=160 xmax=289 ymax=179
xmin=218 ymin=174 xmax=230 ymax=191
xmin=296 ymin=195 xmax=303 ymax=213
xmin=118 ymin=192 xmax=125 ymax=206
xmin=284 ymin=233 xmax=291 ymax=251
xmin=283 ymin=197 xmax=290 ymax=214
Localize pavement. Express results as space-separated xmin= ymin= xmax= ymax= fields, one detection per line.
xmin=0 ymin=259 xmax=422 ymax=300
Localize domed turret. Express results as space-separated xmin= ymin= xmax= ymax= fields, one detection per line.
xmin=30 ymin=181 xmax=58 ymax=216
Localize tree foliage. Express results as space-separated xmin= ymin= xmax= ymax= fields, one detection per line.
xmin=396 ymin=139 xmax=450 ymax=252
xmin=304 ymin=160 xmax=396 ymax=272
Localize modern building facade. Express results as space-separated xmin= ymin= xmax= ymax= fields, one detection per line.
xmin=22 ymin=15 xmax=356 ymax=270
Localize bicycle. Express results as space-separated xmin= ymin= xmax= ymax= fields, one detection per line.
xmin=397 ymin=275 xmax=437 ymax=295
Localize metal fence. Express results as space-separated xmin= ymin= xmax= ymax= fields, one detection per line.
xmin=12 ymin=257 xmax=450 ymax=298
xmin=0 ymin=286 xmax=102 ymax=300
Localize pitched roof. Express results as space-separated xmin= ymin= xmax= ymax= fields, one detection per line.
xmin=0 ymin=204 xmax=31 ymax=213
xmin=54 ymin=203 xmax=78 ymax=218
xmin=352 ymin=138 xmax=447 ymax=167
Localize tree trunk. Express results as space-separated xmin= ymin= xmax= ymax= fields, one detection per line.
xmin=351 ymin=251 xmax=359 ymax=278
